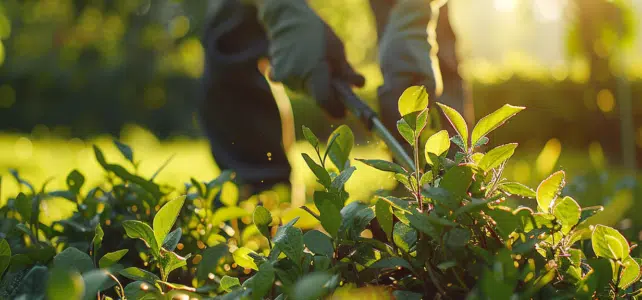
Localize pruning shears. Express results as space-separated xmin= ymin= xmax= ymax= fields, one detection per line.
xmin=332 ymin=80 xmax=415 ymax=172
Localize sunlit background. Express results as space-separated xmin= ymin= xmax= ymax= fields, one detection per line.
xmin=0 ymin=0 xmax=640 ymax=231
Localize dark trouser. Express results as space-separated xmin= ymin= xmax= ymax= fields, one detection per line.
xmin=199 ymin=0 xmax=467 ymax=194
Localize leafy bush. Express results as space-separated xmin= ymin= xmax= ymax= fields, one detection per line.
xmin=0 ymin=86 xmax=641 ymax=299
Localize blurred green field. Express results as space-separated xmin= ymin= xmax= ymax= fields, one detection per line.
xmin=0 ymin=123 xmax=632 ymax=211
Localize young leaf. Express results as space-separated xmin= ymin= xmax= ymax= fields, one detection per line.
xmin=592 ymin=225 xmax=630 ymax=261
xmin=471 ymin=104 xmax=525 ymax=146
xmin=424 ymin=130 xmax=451 ymax=165
xmin=326 ymin=125 xmax=354 ymax=171
xmin=197 ymin=244 xmax=229 ymax=281
xmin=0 ymin=238 xmax=10 ymax=276
xmin=355 ymin=158 xmax=406 ymax=174
xmin=162 ymin=228 xmax=182 ymax=251
xmin=473 ymin=136 xmax=489 ymax=148
xmin=123 ymin=220 xmax=159 ymax=256
xmin=437 ymin=102 xmax=469 ymax=151
xmin=302 ymin=125 xmax=320 ymax=149
xmin=119 ymin=267 xmax=161 ymax=285
xmin=499 ymin=182 xmax=536 ymax=198
xmin=536 ymin=170 xmax=565 ymax=213
xmin=478 ymin=143 xmax=518 ymax=172
xmin=99 ymin=249 xmax=129 ymax=269
xmin=159 ymin=250 xmax=187 ymax=279
xmin=375 ymin=199 xmax=393 ymax=241
xmin=253 ymin=206 xmax=272 ymax=227
xmin=92 ymin=223 xmax=104 ymax=253
xmin=302 ymin=153 xmax=331 ymax=188
xmin=552 ymin=196 xmax=580 ymax=234
xmin=303 ymin=230 xmax=334 ymax=257
xmin=619 ymin=256 xmax=641 ymax=289
xmin=579 ymin=206 xmax=604 ymax=224
xmin=232 ymin=247 xmax=259 ymax=271
xmin=153 ymin=195 xmax=186 ymax=249
xmin=220 ymin=276 xmax=241 ymax=292
xmin=398 ymin=85 xmax=429 ymax=117
xmin=53 ymin=247 xmax=94 ymax=274
xmin=396 ymin=119 xmax=415 ymax=146
xmin=273 ymin=218 xmax=304 ymax=265
xmin=15 ymin=192 xmax=31 ymax=222
xmin=46 ymin=267 xmax=84 ymax=300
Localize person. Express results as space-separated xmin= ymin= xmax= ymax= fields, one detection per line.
xmin=199 ymin=0 xmax=470 ymax=199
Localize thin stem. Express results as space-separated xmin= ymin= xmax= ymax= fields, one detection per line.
xmin=108 ymin=273 xmax=125 ymax=300
xmin=614 ymin=261 xmax=624 ymax=299
xmin=413 ymin=137 xmax=423 ymax=212
xmin=300 ymin=206 xmax=321 ymax=221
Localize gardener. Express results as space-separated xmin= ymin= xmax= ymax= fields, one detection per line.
xmin=199 ymin=0 xmax=470 ymax=198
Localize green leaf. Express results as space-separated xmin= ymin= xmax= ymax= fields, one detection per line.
xmin=302 ymin=153 xmax=331 ymax=188
xmin=119 ymin=267 xmax=160 ymax=285
xmin=473 ymin=136 xmax=489 ymax=148
xmin=393 ymin=290 xmax=423 ymax=300
xmin=233 ymin=247 xmax=259 ymax=271
xmin=82 ymin=269 xmax=114 ymax=300
xmin=453 ymin=198 xmax=493 ymax=217
xmin=314 ymin=192 xmax=342 ymax=238
xmin=619 ymin=256 xmax=641 ymax=289
xmin=53 ymin=247 xmax=94 ymax=274
xmin=369 ymin=257 xmax=413 ymax=271
xmin=289 ymin=272 xmax=335 ymax=300
xmin=113 ymin=139 xmax=134 ymax=164
xmin=396 ymin=119 xmax=415 ymax=146
xmin=424 ymin=130 xmax=450 ymax=165
xmin=375 ymin=199 xmax=393 ymax=241
xmin=124 ymin=281 xmax=162 ymax=300
xmin=393 ymin=222 xmax=417 ymax=252
xmin=498 ymin=182 xmax=536 ymax=198
xmin=471 ymin=104 xmax=525 ymax=146
xmin=406 ymin=211 xmax=455 ymax=239
xmin=440 ymin=165 xmax=474 ymax=199
xmin=159 ymin=249 xmax=187 ymax=279
xmin=253 ymin=206 xmax=273 ymax=240
xmin=153 ymin=195 xmax=186 ymax=251
xmin=446 ymin=228 xmax=472 ymax=249
xmin=355 ymin=158 xmax=406 ymax=174
xmin=302 ymin=125 xmax=320 ymax=149
xmin=592 ymin=225 xmax=629 ymax=261
xmin=536 ymin=170 xmax=565 ymax=213
xmin=197 ymin=244 xmax=228 ymax=281
xmin=220 ymin=276 xmax=241 ymax=292
xmin=92 ymin=223 xmax=104 ymax=253
xmin=99 ymin=249 xmax=129 ymax=269
xmin=437 ymin=102 xmax=469 ymax=151
xmin=326 ymin=125 xmax=353 ymax=171
xmin=47 ymin=267 xmax=84 ymax=300
xmin=478 ymin=143 xmax=517 ymax=172
xmin=398 ymin=85 xmax=429 ymax=117
xmin=244 ymin=261 xmax=275 ymax=300
xmin=552 ymin=196 xmax=581 ymax=234
xmin=419 ymin=171 xmax=433 ymax=188
xmin=93 ymin=145 xmax=161 ymax=198
xmin=303 ymin=230 xmax=333 ymax=257
xmin=378 ymin=196 xmax=412 ymax=213
xmin=66 ymin=170 xmax=85 ymax=195
xmin=15 ymin=192 xmax=31 ymax=222
xmin=273 ymin=218 xmax=304 ymax=265
xmin=162 ymin=228 xmax=182 ymax=251
xmin=0 ymin=238 xmax=11 ymax=276
xmin=123 ymin=220 xmax=159 ymax=256
xmin=579 ymin=206 xmax=604 ymax=224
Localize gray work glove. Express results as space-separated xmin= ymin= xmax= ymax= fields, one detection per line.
xmin=378 ymin=0 xmax=444 ymax=108
xmin=252 ymin=0 xmax=365 ymax=118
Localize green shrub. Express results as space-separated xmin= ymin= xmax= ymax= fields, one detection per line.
xmin=0 ymin=86 xmax=640 ymax=299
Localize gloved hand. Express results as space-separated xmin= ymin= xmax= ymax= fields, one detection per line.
xmin=378 ymin=0 xmax=444 ymax=112
xmin=251 ymin=0 xmax=365 ymax=118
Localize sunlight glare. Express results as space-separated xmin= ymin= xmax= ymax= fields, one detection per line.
xmin=494 ymin=0 xmax=516 ymax=12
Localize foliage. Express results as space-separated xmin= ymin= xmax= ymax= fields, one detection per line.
xmin=0 ymin=86 xmax=641 ymax=299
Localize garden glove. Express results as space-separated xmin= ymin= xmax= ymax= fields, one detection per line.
xmin=377 ymin=0 xmax=445 ymax=135
xmin=250 ymin=0 xmax=366 ymax=118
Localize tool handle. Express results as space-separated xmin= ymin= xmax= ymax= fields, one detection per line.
xmin=332 ymin=80 xmax=416 ymax=171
